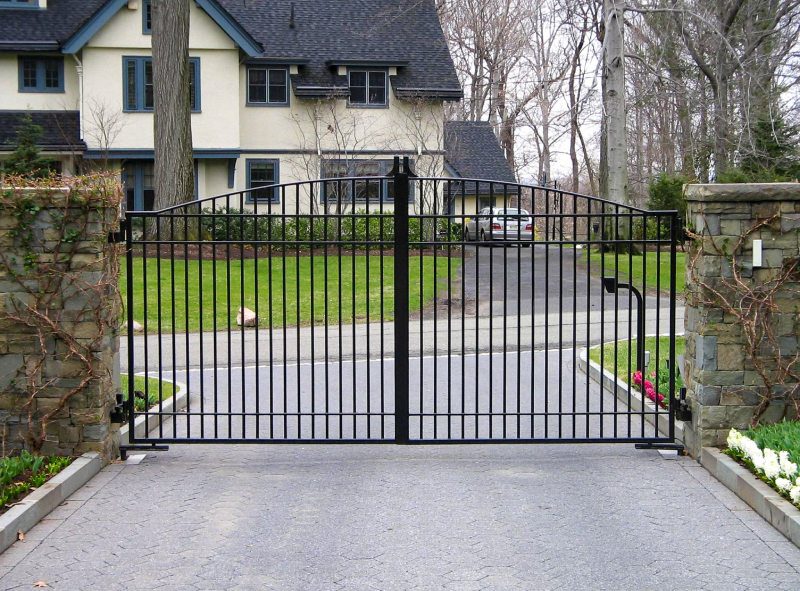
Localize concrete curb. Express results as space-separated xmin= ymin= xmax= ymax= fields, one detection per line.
xmin=119 ymin=379 xmax=188 ymax=445
xmin=0 ymin=452 xmax=103 ymax=555
xmin=577 ymin=346 xmax=684 ymax=442
xmin=701 ymin=447 xmax=800 ymax=548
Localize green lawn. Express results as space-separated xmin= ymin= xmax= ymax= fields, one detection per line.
xmin=588 ymin=250 xmax=685 ymax=294
xmin=120 ymin=255 xmax=459 ymax=332
xmin=589 ymin=336 xmax=686 ymax=396
xmin=121 ymin=374 xmax=176 ymax=412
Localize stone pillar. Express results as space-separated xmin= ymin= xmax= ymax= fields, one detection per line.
xmin=683 ymin=183 xmax=800 ymax=458
xmin=0 ymin=182 xmax=122 ymax=461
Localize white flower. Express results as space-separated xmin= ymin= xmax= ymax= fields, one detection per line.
xmin=791 ymin=486 xmax=800 ymax=504
xmin=763 ymin=448 xmax=781 ymax=480
xmin=776 ymin=477 xmax=793 ymax=492
xmin=750 ymin=447 xmax=765 ymax=472
xmin=727 ymin=429 xmax=744 ymax=452
xmin=779 ymin=451 xmax=798 ymax=478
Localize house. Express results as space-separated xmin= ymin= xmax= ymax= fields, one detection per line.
xmin=0 ymin=0 xmax=464 ymax=211
xmin=444 ymin=120 xmax=518 ymax=215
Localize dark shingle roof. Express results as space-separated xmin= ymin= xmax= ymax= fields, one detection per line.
xmin=0 ymin=0 xmax=462 ymax=99
xmin=0 ymin=111 xmax=84 ymax=151
xmin=444 ymin=121 xmax=516 ymax=182
xmin=0 ymin=0 xmax=107 ymax=50
xmin=219 ymin=0 xmax=461 ymax=98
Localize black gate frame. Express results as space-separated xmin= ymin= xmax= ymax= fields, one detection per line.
xmin=123 ymin=156 xmax=681 ymax=448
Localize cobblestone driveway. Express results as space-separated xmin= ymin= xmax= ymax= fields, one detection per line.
xmin=1 ymin=444 xmax=798 ymax=590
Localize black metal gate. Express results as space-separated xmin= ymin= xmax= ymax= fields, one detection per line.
xmin=123 ymin=157 xmax=680 ymax=446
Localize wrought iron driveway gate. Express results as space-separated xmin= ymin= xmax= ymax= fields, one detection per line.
xmin=124 ymin=157 xmax=680 ymax=447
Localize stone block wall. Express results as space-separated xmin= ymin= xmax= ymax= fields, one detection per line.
xmin=0 ymin=180 xmax=122 ymax=460
xmin=683 ymin=183 xmax=800 ymax=457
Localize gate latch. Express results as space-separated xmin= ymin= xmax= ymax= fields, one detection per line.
xmin=674 ymin=387 xmax=692 ymax=422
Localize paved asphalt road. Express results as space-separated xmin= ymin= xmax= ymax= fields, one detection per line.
xmin=459 ymin=244 xmax=672 ymax=317
xmin=133 ymin=350 xmax=664 ymax=442
xmin=2 ymin=356 xmax=799 ymax=590
xmin=0 ymin=447 xmax=798 ymax=589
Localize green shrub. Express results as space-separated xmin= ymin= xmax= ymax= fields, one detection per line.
xmin=199 ymin=207 xmax=462 ymax=248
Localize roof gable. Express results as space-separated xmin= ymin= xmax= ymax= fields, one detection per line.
xmin=444 ymin=121 xmax=516 ymax=183
xmin=61 ymin=0 xmax=261 ymax=55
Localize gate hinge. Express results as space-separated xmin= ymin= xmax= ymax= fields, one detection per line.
xmin=108 ymin=229 xmax=126 ymax=244
xmin=110 ymin=391 xmax=131 ymax=424
xmin=674 ymin=387 xmax=692 ymax=422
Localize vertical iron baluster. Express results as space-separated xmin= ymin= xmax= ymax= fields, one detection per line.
xmin=297 ymin=186 xmax=302 ymax=438
xmin=460 ymin=180 xmax=467 ymax=439
xmin=309 ymin=185 xmax=316 ymax=439
xmin=501 ymin=183 xmax=507 ymax=439
xmin=141 ymin=217 xmax=150 ymax=438
xmin=557 ymin=190 xmax=564 ymax=438
xmin=351 ymin=177 xmax=357 ymax=439
xmin=571 ymin=194 xmax=577 ymax=439
xmin=543 ymin=188 xmax=549 ymax=438
xmin=225 ymin=196 xmax=232 ymax=438
xmin=267 ymin=187 xmax=275 ymax=438
xmin=241 ymin=195 xmax=247 ymax=438
xmin=253 ymin=191 xmax=260 ymax=438
xmin=516 ymin=185 xmax=522 ymax=438
xmin=156 ymin=213 xmax=164 ymax=438
xmin=125 ymin=214 xmax=136 ymax=440
xmin=669 ymin=214 xmax=678 ymax=442
xmin=365 ymin=180 xmax=371 ymax=439
xmin=585 ymin=201 xmax=591 ymax=439
xmin=337 ymin=177 xmax=344 ymax=439
xmin=281 ymin=185 xmax=288 ymax=439
xmin=323 ymin=181 xmax=330 ymax=439
xmin=488 ymin=182 xmax=494 ymax=439
xmin=212 ymin=202 xmax=219 ymax=438
xmin=184 ymin=208 xmax=190 ymax=439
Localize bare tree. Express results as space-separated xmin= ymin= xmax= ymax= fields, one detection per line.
xmin=84 ymin=99 xmax=124 ymax=171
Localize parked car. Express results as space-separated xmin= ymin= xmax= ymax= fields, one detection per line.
xmin=463 ymin=208 xmax=534 ymax=244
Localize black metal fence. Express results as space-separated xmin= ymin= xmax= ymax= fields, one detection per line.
xmin=124 ymin=157 xmax=680 ymax=445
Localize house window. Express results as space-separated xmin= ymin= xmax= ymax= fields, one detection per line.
xmin=124 ymin=56 xmax=200 ymax=112
xmin=18 ymin=57 xmax=64 ymax=93
xmin=348 ymin=70 xmax=387 ymax=107
xmin=0 ymin=1 xmax=37 ymax=8
xmin=321 ymin=160 xmax=406 ymax=203
xmin=142 ymin=0 xmax=152 ymax=34
xmin=246 ymin=159 xmax=280 ymax=203
xmin=247 ymin=67 xmax=288 ymax=105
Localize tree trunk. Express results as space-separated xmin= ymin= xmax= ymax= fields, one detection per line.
xmin=152 ymin=0 xmax=194 ymax=220
xmin=603 ymin=0 xmax=628 ymax=206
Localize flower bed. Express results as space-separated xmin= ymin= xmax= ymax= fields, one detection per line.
xmin=0 ymin=452 xmax=73 ymax=512
xmin=726 ymin=423 xmax=800 ymax=509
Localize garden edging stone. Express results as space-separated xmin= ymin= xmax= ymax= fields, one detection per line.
xmin=0 ymin=452 xmax=103 ymax=555
xmin=119 ymin=380 xmax=188 ymax=445
xmin=701 ymin=447 xmax=800 ymax=548
xmin=577 ymin=347 xmax=684 ymax=442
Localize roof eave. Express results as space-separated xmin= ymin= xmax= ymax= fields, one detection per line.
xmin=0 ymin=40 xmax=60 ymax=52
xmin=394 ymin=87 xmax=464 ymax=101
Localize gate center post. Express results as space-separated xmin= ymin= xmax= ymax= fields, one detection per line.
xmin=393 ymin=157 xmax=411 ymax=443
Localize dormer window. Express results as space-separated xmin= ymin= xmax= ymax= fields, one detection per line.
xmin=348 ymin=70 xmax=387 ymax=107
xmin=247 ymin=66 xmax=288 ymax=106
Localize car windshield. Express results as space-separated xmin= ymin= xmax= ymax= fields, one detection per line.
xmin=493 ymin=209 xmax=528 ymax=216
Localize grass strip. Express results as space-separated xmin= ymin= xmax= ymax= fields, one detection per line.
xmin=121 ymin=374 xmax=176 ymax=412
xmin=120 ymin=254 xmax=458 ymax=333
xmin=588 ymin=250 xmax=685 ymax=294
